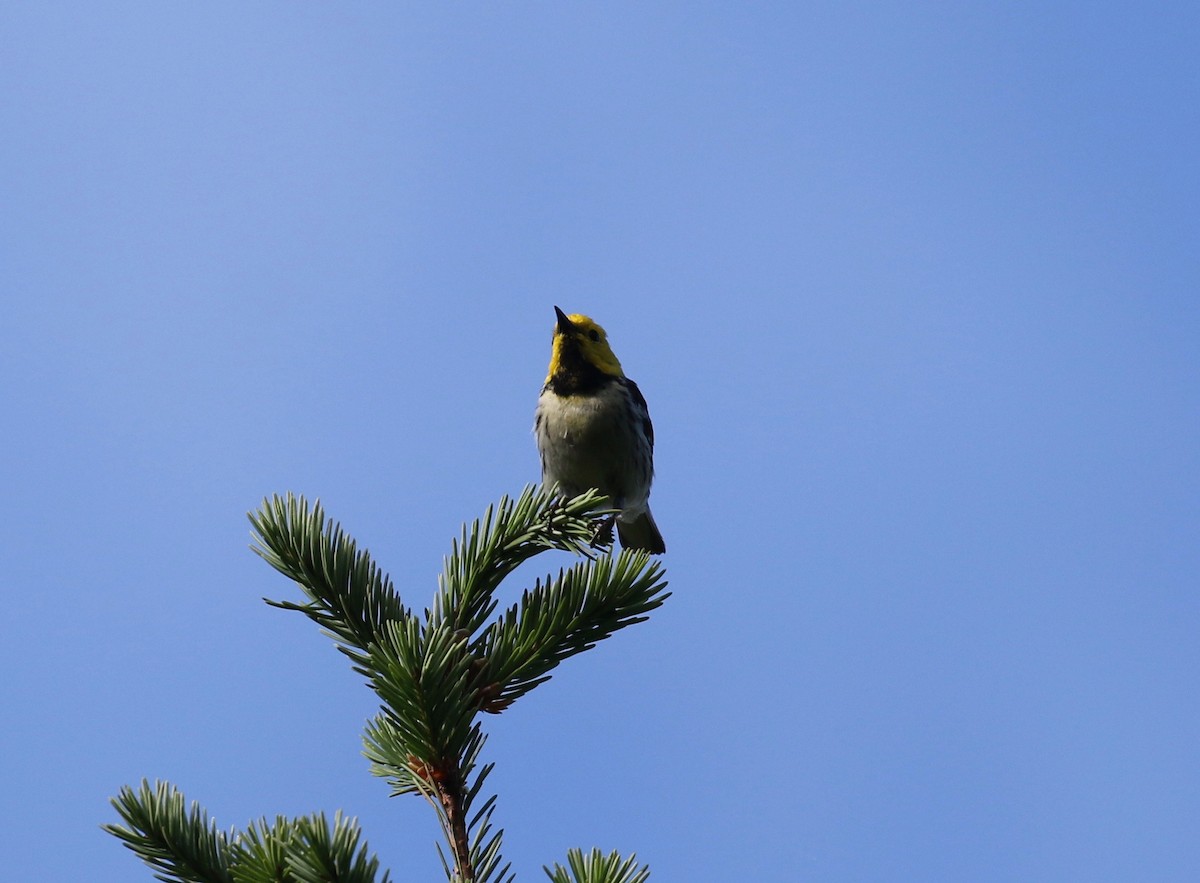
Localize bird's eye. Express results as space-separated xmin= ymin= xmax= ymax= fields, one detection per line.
xmin=588 ymin=329 xmax=601 ymax=342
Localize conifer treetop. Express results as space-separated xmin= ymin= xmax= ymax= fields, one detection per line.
xmin=106 ymin=486 xmax=669 ymax=883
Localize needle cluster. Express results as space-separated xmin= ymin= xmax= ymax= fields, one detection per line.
xmin=105 ymin=486 xmax=667 ymax=883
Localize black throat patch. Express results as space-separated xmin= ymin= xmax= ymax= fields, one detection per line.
xmin=548 ymin=338 xmax=613 ymax=394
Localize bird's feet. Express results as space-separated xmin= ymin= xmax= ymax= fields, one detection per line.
xmin=590 ymin=513 xmax=617 ymax=550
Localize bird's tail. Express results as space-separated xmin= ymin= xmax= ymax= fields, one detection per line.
xmin=617 ymin=507 xmax=666 ymax=554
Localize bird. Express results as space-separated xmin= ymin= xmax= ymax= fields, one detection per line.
xmin=534 ymin=306 xmax=665 ymax=554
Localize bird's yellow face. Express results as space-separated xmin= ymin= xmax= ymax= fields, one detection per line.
xmin=546 ymin=307 xmax=624 ymax=381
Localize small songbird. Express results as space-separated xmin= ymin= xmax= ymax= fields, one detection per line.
xmin=534 ymin=307 xmax=665 ymax=553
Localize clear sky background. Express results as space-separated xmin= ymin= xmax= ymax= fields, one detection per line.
xmin=3 ymin=3 xmax=1198 ymax=881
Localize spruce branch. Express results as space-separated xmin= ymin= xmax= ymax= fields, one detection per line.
xmin=462 ymin=791 xmax=512 ymax=883
xmin=365 ymin=620 xmax=480 ymax=765
xmin=431 ymin=485 xmax=612 ymax=638
xmin=473 ymin=551 xmax=669 ymax=712
xmin=110 ymin=489 xmax=667 ymax=882
xmin=359 ymin=625 xmax=505 ymax=882
xmin=543 ymin=849 xmax=650 ymax=883
xmin=362 ymin=674 xmax=507 ymax=882
xmin=249 ymin=494 xmax=411 ymax=669
xmin=286 ymin=812 xmax=391 ymax=883
xmin=229 ymin=816 xmax=293 ymax=883
xmin=105 ymin=783 xmax=390 ymax=883
xmin=103 ymin=780 xmax=233 ymax=883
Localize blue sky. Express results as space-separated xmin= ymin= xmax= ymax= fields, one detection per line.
xmin=3 ymin=3 xmax=1198 ymax=880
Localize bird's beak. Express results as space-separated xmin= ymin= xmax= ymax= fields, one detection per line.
xmin=554 ymin=306 xmax=575 ymax=334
